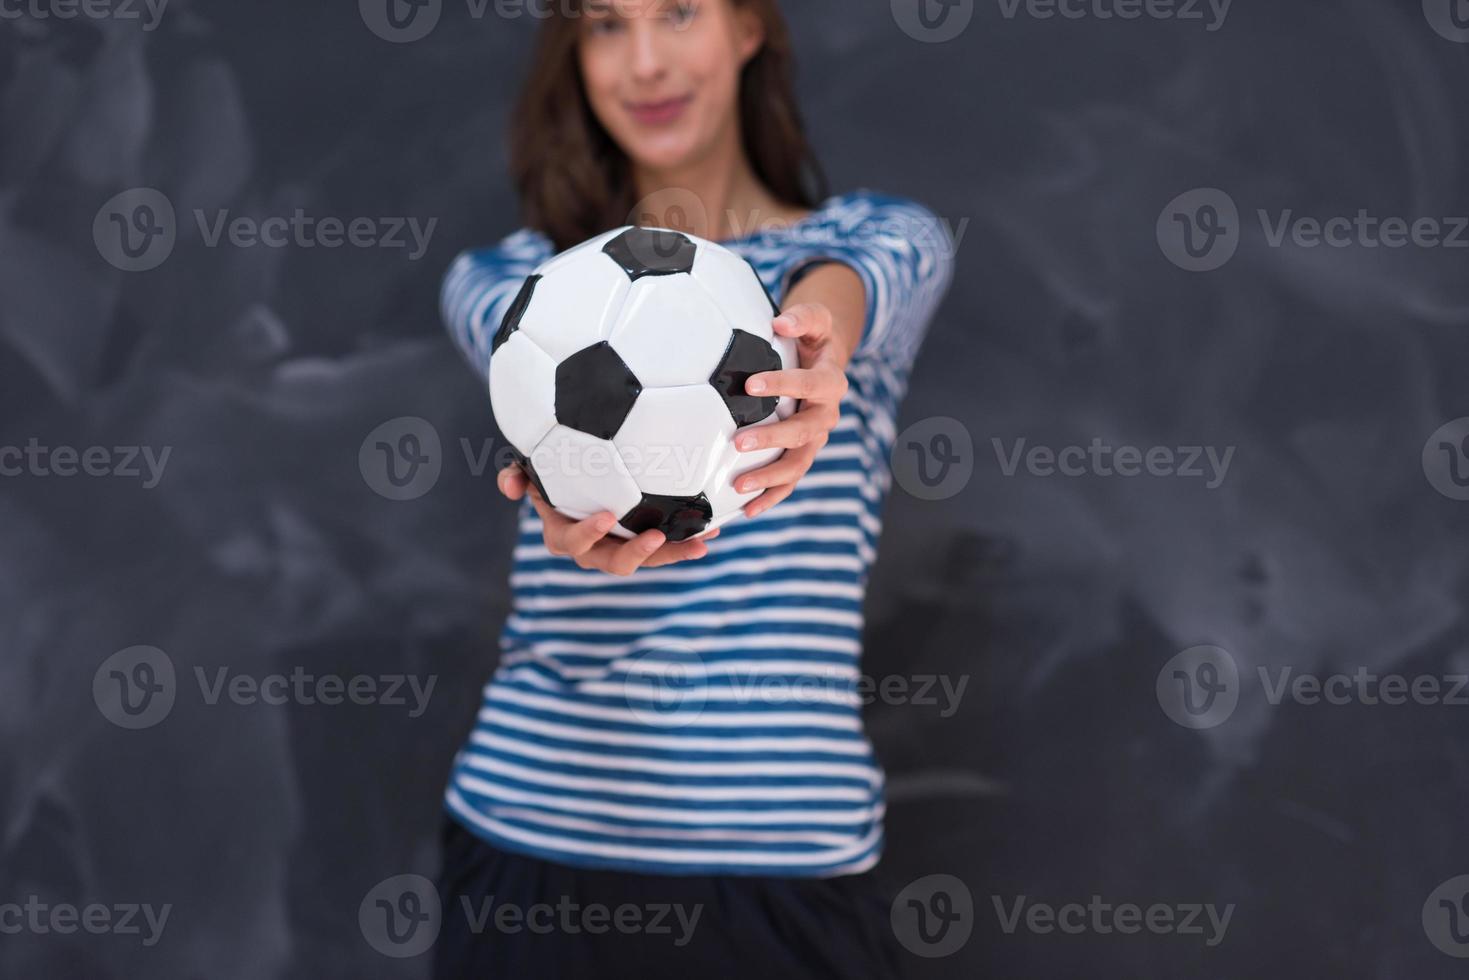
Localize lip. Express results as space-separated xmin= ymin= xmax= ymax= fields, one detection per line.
xmin=625 ymin=94 xmax=692 ymax=127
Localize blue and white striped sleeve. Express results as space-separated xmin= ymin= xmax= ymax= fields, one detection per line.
xmin=440 ymin=228 xmax=555 ymax=380
xmin=777 ymin=193 xmax=955 ymax=373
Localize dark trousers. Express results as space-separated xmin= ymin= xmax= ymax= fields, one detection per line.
xmin=431 ymin=815 xmax=904 ymax=980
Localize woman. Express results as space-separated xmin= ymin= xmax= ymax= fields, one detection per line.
xmin=435 ymin=0 xmax=954 ymax=976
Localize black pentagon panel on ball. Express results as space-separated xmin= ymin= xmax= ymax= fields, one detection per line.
xmin=602 ymin=228 xmax=698 ymax=280
xmin=509 ymin=448 xmax=553 ymax=507
xmin=555 ymin=341 xmax=643 ymax=440
xmin=743 ymin=256 xmax=781 ymax=317
xmin=709 ymin=329 xmax=782 ymax=426
xmin=621 ymin=493 xmax=714 ymax=543
xmin=492 ymin=274 xmax=540 ymax=354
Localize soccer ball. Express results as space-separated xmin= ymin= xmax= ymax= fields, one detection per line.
xmin=489 ymin=226 xmax=799 ymax=542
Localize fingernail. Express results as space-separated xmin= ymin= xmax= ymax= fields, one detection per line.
xmin=737 ymin=435 xmax=757 ymax=451
xmin=596 ymin=514 xmax=615 ymax=532
xmin=746 ymin=377 xmax=766 ymax=394
xmin=739 ymin=479 xmax=757 ymax=492
xmin=643 ymin=536 xmax=661 ymax=553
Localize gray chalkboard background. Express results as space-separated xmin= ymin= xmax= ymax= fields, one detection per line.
xmin=3 ymin=0 xmax=1469 ymax=976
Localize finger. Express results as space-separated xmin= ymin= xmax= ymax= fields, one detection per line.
xmin=743 ymin=482 xmax=797 ymax=520
xmin=606 ymin=530 xmax=667 ymax=576
xmin=772 ymin=303 xmax=832 ymax=343
xmin=525 ymin=487 xmax=557 ymax=522
xmin=579 ymin=527 xmax=717 ymax=572
xmin=642 ymin=535 xmax=711 ymax=568
xmin=526 ymin=491 xmax=580 ymax=553
xmin=746 ymin=365 xmax=845 ymax=402
xmin=735 ymin=441 xmax=822 ymax=494
xmin=498 ymin=465 xmax=529 ymax=500
xmin=734 ymin=411 xmax=835 ymax=452
xmin=560 ymin=511 xmax=619 ymax=557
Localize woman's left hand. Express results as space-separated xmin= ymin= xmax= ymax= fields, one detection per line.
xmin=734 ymin=302 xmax=852 ymax=519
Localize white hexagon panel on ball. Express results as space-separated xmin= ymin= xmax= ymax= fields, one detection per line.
xmin=692 ymin=242 xmax=781 ymax=343
xmin=608 ymin=274 xmax=735 ymax=389
xmin=612 ymin=385 xmax=735 ymax=499
xmin=516 ymin=256 xmax=633 ymax=364
xmin=487 ymin=332 xmax=558 ymax=456
xmin=529 ymin=425 xmax=643 ymax=532
xmin=703 ymin=413 xmax=785 ymax=531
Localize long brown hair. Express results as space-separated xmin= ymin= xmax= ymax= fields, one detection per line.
xmin=508 ymin=0 xmax=828 ymax=252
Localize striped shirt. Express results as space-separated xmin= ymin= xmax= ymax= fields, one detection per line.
xmin=439 ymin=189 xmax=954 ymax=877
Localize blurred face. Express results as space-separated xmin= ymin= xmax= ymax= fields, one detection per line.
xmin=577 ymin=0 xmax=764 ymax=173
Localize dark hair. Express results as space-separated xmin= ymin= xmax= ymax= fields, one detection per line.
xmin=508 ymin=0 xmax=828 ymax=251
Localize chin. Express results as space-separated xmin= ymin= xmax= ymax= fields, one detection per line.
xmin=624 ymin=133 xmax=704 ymax=173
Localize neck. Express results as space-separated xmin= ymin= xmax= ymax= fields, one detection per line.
xmin=631 ymin=128 xmax=780 ymax=242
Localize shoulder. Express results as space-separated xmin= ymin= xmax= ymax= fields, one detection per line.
xmin=815 ymin=189 xmax=945 ymax=234
xmin=803 ymin=190 xmax=955 ymax=285
xmin=802 ymin=190 xmax=953 ymax=263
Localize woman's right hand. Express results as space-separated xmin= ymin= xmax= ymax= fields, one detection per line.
xmin=497 ymin=465 xmax=718 ymax=575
